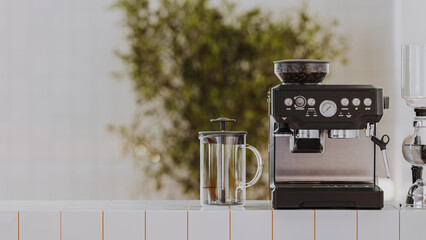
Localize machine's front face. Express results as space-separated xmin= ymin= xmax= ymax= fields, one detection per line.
xmin=269 ymin=84 xmax=386 ymax=209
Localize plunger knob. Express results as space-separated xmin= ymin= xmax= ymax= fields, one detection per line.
xmin=210 ymin=118 xmax=236 ymax=131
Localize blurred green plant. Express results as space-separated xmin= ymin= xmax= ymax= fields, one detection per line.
xmin=111 ymin=0 xmax=347 ymax=198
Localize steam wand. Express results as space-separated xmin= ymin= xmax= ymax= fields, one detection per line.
xmin=371 ymin=134 xmax=391 ymax=178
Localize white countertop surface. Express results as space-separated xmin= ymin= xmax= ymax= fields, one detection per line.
xmin=0 ymin=200 xmax=418 ymax=240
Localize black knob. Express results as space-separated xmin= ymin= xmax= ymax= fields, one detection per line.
xmin=384 ymin=96 xmax=390 ymax=110
xmin=210 ymin=118 xmax=236 ymax=131
xmin=411 ymin=166 xmax=423 ymax=184
xmin=415 ymin=108 xmax=426 ymax=116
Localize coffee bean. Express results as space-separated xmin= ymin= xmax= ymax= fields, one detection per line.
xmin=274 ymin=61 xmax=328 ymax=84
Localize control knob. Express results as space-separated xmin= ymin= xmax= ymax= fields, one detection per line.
xmin=295 ymin=96 xmax=306 ymax=107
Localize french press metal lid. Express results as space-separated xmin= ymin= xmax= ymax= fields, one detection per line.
xmin=198 ymin=118 xmax=247 ymax=144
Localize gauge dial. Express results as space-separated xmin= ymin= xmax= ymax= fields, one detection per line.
xmin=319 ymin=100 xmax=337 ymax=117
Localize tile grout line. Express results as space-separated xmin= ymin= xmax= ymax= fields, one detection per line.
xmin=266 ymin=200 xmax=273 ymax=240
xmin=102 ymin=211 xmax=104 ymax=240
xmin=399 ymin=209 xmax=400 ymax=240
xmin=102 ymin=200 xmax=112 ymax=240
xmin=145 ymin=200 xmax=152 ymax=240
xmin=17 ymin=211 xmax=19 ymax=240
xmin=356 ymin=210 xmax=358 ymax=240
xmin=187 ymin=200 xmax=190 ymax=240
xmin=60 ymin=200 xmax=74 ymax=240
xmin=314 ymin=210 xmax=316 ymax=240
xmin=229 ymin=205 xmax=231 ymax=240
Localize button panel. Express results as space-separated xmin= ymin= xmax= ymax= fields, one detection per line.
xmin=271 ymin=86 xmax=382 ymax=129
xmin=279 ymin=94 xmax=376 ymax=120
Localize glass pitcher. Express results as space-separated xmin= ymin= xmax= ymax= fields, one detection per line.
xmin=199 ymin=118 xmax=263 ymax=206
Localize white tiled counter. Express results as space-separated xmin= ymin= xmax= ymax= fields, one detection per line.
xmin=0 ymin=200 xmax=420 ymax=240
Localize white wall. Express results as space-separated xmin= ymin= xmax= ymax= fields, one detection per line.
xmin=0 ymin=0 xmax=140 ymax=199
xmin=0 ymin=0 xmax=420 ymax=200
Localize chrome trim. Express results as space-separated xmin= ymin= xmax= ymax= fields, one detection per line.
xmin=328 ymin=129 xmax=360 ymax=139
xmin=366 ymin=123 xmax=371 ymax=137
xmin=296 ymin=129 xmax=320 ymax=139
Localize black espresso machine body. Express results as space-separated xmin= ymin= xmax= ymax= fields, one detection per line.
xmin=269 ymin=84 xmax=388 ymax=209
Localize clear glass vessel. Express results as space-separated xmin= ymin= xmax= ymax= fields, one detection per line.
xmin=402 ymin=117 xmax=426 ymax=166
xmin=402 ymin=44 xmax=426 ymax=108
xmin=199 ymin=118 xmax=263 ymax=206
xmin=403 ymin=117 xmax=426 ymax=207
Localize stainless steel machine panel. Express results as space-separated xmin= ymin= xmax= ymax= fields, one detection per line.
xmin=274 ymin=131 xmax=375 ymax=183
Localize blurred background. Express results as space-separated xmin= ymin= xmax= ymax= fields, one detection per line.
xmin=0 ymin=0 xmax=424 ymax=201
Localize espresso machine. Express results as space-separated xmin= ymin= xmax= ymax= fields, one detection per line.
xmin=269 ymin=59 xmax=390 ymax=209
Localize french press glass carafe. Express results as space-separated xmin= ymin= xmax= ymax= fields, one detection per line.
xmin=199 ymin=118 xmax=263 ymax=206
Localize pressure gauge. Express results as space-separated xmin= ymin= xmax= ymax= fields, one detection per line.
xmin=319 ymin=100 xmax=337 ymax=117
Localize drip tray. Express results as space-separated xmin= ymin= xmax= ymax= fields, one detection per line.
xmin=272 ymin=185 xmax=383 ymax=209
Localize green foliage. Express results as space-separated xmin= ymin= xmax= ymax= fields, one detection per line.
xmin=112 ymin=0 xmax=347 ymax=198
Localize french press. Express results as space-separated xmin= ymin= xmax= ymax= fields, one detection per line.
xmin=199 ymin=118 xmax=263 ymax=206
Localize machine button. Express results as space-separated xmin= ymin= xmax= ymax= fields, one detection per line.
xmin=295 ymin=96 xmax=306 ymax=107
xmin=307 ymin=98 xmax=316 ymax=106
xmin=352 ymin=98 xmax=361 ymax=106
xmin=341 ymin=98 xmax=349 ymax=106
xmin=284 ymin=98 xmax=293 ymax=106
xmin=364 ymin=98 xmax=372 ymax=106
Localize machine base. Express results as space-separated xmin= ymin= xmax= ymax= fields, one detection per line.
xmin=272 ymin=185 xmax=384 ymax=209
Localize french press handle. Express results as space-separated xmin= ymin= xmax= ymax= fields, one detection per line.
xmin=210 ymin=118 xmax=236 ymax=131
xmin=245 ymin=144 xmax=263 ymax=188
